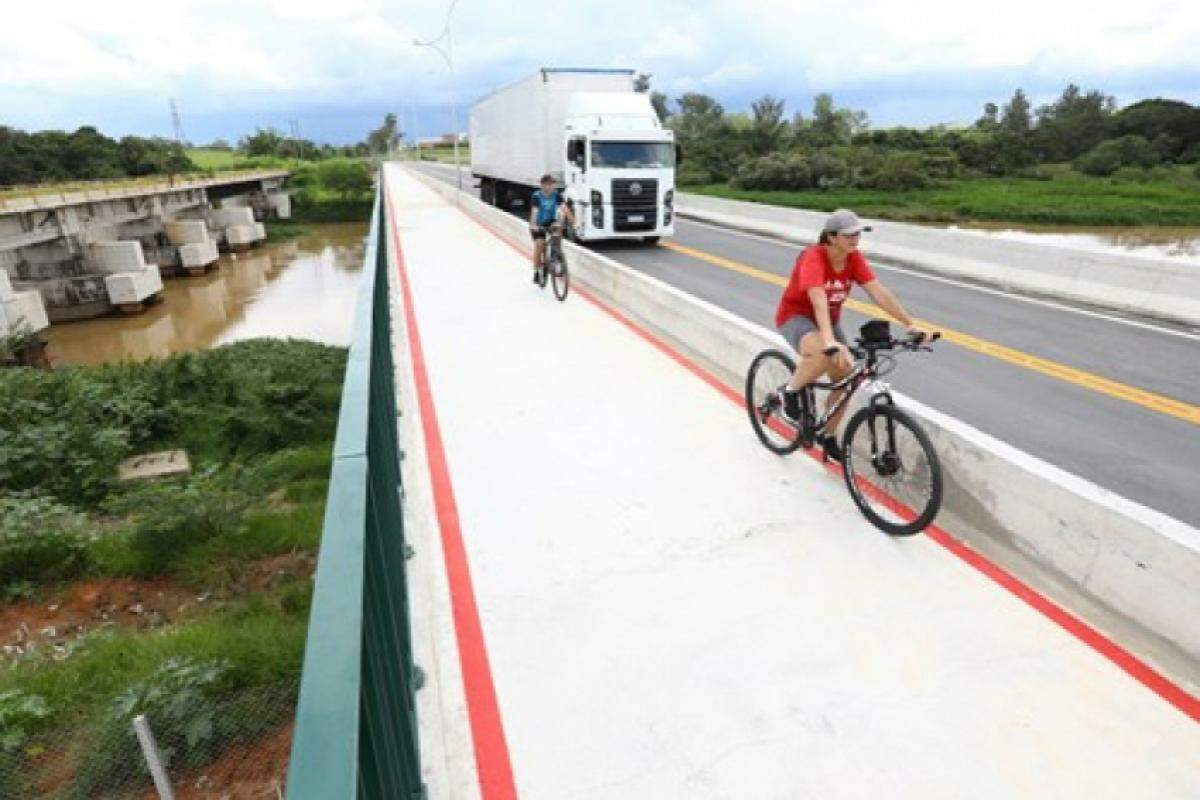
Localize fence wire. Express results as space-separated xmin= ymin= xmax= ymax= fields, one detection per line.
xmin=1 ymin=683 xmax=297 ymax=799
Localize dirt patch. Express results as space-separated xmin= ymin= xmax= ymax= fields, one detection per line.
xmin=138 ymin=724 xmax=294 ymax=800
xmin=1 ymin=552 xmax=315 ymax=664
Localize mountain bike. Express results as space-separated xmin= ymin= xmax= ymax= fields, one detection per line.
xmin=745 ymin=320 xmax=943 ymax=536
xmin=535 ymin=222 xmax=569 ymax=301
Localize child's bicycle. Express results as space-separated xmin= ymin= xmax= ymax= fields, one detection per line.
xmin=534 ymin=222 xmax=569 ymax=301
xmin=745 ymin=320 xmax=943 ymax=536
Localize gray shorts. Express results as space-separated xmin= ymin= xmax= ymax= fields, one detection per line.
xmin=778 ymin=315 xmax=847 ymax=351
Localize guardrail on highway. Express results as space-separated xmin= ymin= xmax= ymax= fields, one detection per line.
xmin=0 ymin=169 xmax=290 ymax=213
xmin=285 ymin=177 xmax=424 ymax=798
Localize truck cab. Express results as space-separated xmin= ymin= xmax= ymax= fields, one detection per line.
xmin=561 ymin=92 xmax=676 ymax=243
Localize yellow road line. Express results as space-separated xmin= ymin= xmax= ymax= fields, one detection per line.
xmin=661 ymin=241 xmax=1200 ymax=425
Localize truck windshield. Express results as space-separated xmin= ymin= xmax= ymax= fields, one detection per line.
xmin=591 ymin=142 xmax=675 ymax=169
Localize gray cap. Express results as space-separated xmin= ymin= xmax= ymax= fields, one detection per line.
xmin=822 ymin=208 xmax=872 ymax=236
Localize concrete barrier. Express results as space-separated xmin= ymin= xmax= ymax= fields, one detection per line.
xmin=676 ymin=193 xmax=1200 ymax=328
xmin=179 ymin=241 xmax=219 ymax=269
xmin=409 ymin=166 xmax=1200 ymax=673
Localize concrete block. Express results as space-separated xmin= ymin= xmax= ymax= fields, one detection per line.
xmin=179 ymin=241 xmax=219 ymax=269
xmin=86 ymin=241 xmax=147 ymax=275
xmin=0 ymin=269 xmax=13 ymax=301
xmin=164 ymin=220 xmax=210 ymax=246
xmin=104 ymin=268 xmax=162 ymax=304
xmin=211 ymin=207 xmax=256 ymax=229
xmin=226 ymin=225 xmax=258 ymax=248
xmin=413 ymin=168 xmax=1200 ymax=664
xmin=253 ymin=222 xmax=266 ymax=242
xmin=0 ymin=290 xmax=50 ymax=335
xmin=118 ymin=450 xmax=191 ymax=482
xmin=269 ymin=192 xmax=292 ymax=219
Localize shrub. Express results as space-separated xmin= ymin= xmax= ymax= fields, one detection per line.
xmin=676 ymin=162 xmax=714 ymax=186
xmin=0 ymin=339 xmax=346 ymax=508
xmin=316 ymin=158 xmax=373 ymax=200
xmin=1074 ymin=135 xmax=1160 ymax=177
xmin=732 ymin=153 xmax=813 ymax=190
xmin=72 ymin=657 xmax=233 ymax=795
xmin=0 ymin=497 xmax=94 ymax=592
xmin=0 ymin=688 xmax=48 ymax=797
xmin=104 ymin=467 xmax=252 ymax=578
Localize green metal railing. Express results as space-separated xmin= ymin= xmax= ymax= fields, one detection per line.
xmin=286 ymin=179 xmax=423 ymax=798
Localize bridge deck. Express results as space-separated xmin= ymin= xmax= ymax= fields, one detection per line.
xmin=384 ymin=165 xmax=1200 ymax=800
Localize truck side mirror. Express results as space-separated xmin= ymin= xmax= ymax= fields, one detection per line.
xmin=567 ymin=140 xmax=578 ymax=161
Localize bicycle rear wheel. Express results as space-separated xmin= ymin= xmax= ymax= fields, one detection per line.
xmin=841 ymin=403 xmax=942 ymax=536
xmin=745 ymin=349 xmax=805 ymax=454
xmin=550 ymin=248 xmax=569 ymax=301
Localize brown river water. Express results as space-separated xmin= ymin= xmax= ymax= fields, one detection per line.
xmin=925 ymin=221 xmax=1200 ymax=264
xmin=45 ymin=222 xmax=368 ymax=366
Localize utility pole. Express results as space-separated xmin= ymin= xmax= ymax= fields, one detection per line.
xmin=169 ymin=98 xmax=186 ymax=146
xmin=289 ymin=119 xmax=304 ymax=160
xmin=413 ymin=0 xmax=462 ymax=189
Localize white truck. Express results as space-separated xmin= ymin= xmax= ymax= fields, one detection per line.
xmin=470 ymin=68 xmax=677 ymax=243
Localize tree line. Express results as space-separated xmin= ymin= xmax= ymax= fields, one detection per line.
xmin=0 ymin=114 xmax=404 ymax=186
xmin=0 ymin=127 xmax=192 ymax=186
xmin=637 ymin=79 xmax=1200 ymax=191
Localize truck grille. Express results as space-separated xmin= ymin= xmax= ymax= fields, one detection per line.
xmin=611 ymin=178 xmax=658 ymax=232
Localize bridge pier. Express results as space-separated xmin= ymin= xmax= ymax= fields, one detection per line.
xmin=0 ymin=171 xmax=287 ymax=325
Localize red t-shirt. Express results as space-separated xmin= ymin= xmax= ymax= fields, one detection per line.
xmin=774 ymin=246 xmax=877 ymax=327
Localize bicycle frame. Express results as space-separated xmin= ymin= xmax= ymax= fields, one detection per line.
xmin=804 ymin=345 xmax=895 ymax=436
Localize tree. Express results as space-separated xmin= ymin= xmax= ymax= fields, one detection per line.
xmin=317 ymin=158 xmax=372 ymax=199
xmin=809 ymin=93 xmax=868 ymax=145
xmin=239 ymin=127 xmax=285 ymax=157
xmin=749 ymin=95 xmax=788 ymax=155
xmin=975 ymin=102 xmax=1000 ymax=131
xmin=634 ymin=73 xmax=652 ymax=93
xmin=1112 ymin=99 xmax=1200 ymax=160
xmin=365 ymin=113 xmax=402 ymax=155
xmin=1000 ymin=89 xmax=1032 ymax=135
xmin=650 ymin=91 xmax=671 ymax=123
xmin=669 ymin=93 xmax=739 ymax=182
xmin=1033 ymin=83 xmax=1115 ymax=162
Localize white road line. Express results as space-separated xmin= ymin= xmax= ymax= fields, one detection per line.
xmin=677 ymin=217 xmax=1200 ymax=342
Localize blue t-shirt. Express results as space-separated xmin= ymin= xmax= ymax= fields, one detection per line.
xmin=532 ymin=189 xmax=561 ymax=226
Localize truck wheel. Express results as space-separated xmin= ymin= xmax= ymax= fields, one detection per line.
xmin=643 ymin=236 xmax=661 ymax=245
xmin=481 ymin=179 xmax=494 ymax=205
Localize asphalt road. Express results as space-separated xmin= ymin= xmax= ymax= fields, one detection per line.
xmin=411 ymin=161 xmax=1200 ymax=526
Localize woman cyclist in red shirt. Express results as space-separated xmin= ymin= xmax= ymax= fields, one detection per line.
xmin=775 ymin=209 xmax=932 ymax=461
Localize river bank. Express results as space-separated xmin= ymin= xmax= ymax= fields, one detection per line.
xmin=686 ymin=170 xmax=1200 ymax=228
xmin=0 ymin=338 xmax=344 ymax=797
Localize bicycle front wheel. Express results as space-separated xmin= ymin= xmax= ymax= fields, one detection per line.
xmin=745 ymin=349 xmax=805 ymax=455
xmin=842 ymin=403 xmax=942 ymax=536
xmin=550 ymin=250 xmax=569 ymax=301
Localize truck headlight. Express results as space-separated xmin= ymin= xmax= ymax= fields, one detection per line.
xmin=665 ymin=189 xmax=674 ymax=207
xmin=591 ymin=190 xmax=603 ymax=228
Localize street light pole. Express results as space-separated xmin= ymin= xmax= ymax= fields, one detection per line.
xmin=413 ymin=0 xmax=462 ymax=190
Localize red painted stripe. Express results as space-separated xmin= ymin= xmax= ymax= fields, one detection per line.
xmin=432 ymin=181 xmax=1200 ymax=725
xmin=385 ymin=193 xmax=519 ymax=798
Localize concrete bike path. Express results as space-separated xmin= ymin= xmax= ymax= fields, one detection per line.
xmin=384 ymin=165 xmax=1200 ymax=800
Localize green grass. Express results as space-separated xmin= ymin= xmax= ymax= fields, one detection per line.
xmin=264 ymin=219 xmax=313 ymax=242
xmin=0 ymin=591 xmax=308 ymax=734
xmin=687 ymin=171 xmax=1200 ymax=227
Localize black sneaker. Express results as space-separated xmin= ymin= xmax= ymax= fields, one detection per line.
xmin=780 ymin=389 xmax=803 ymax=424
xmin=820 ymin=434 xmax=843 ymax=463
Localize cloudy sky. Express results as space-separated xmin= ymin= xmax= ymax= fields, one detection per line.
xmin=2 ymin=0 xmax=1198 ymax=145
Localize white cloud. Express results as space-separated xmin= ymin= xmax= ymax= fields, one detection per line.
xmin=1 ymin=0 xmax=1197 ymax=136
